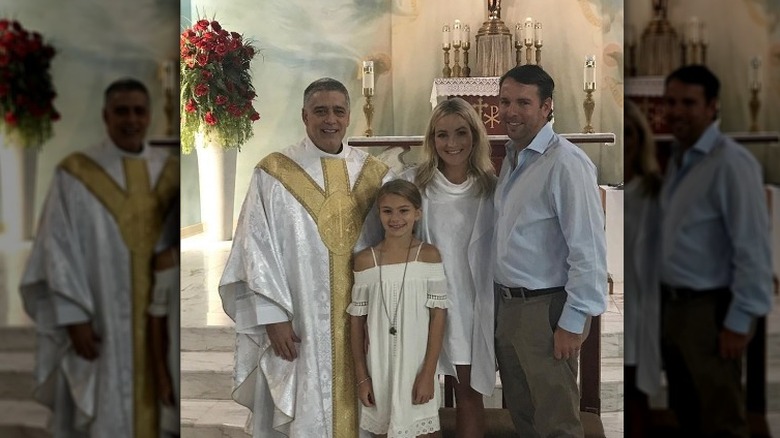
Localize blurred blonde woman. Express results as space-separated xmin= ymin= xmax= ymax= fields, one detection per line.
xmin=624 ymin=100 xmax=663 ymax=437
xmin=402 ymin=97 xmax=497 ymax=437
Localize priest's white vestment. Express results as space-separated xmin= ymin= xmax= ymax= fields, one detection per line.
xmin=20 ymin=140 xmax=179 ymax=437
xmin=220 ymin=137 xmax=390 ymax=437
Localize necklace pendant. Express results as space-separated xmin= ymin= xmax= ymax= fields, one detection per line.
xmin=389 ymin=327 xmax=397 ymax=335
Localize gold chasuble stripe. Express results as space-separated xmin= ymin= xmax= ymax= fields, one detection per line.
xmin=259 ymin=152 xmax=388 ymax=437
xmin=60 ymin=152 xmax=180 ymax=437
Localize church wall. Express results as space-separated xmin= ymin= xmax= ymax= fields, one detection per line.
xmin=5 ymin=0 xmax=179 ymax=229
xmin=182 ymin=0 xmax=625 ymax=228
xmin=626 ymin=0 xmax=780 ymax=184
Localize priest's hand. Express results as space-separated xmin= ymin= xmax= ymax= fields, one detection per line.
xmin=719 ymin=328 xmax=751 ymax=360
xmin=66 ymin=322 xmax=101 ymax=361
xmin=553 ymin=326 xmax=582 ymax=360
xmin=266 ymin=321 xmax=301 ymax=361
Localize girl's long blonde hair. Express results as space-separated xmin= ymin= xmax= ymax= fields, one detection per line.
xmin=415 ymin=98 xmax=496 ymax=196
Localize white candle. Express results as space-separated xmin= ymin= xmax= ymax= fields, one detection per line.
xmin=524 ymin=17 xmax=533 ymax=44
xmin=688 ymin=16 xmax=700 ymax=44
xmin=534 ymin=22 xmax=542 ymax=44
xmin=750 ymin=56 xmax=762 ymax=91
xmin=464 ymin=24 xmax=470 ymax=45
xmin=515 ymin=22 xmax=522 ymax=45
xmin=363 ymin=61 xmax=374 ymax=90
xmin=442 ymin=24 xmax=451 ymax=48
xmin=453 ymin=19 xmax=461 ymax=44
xmin=584 ymin=55 xmax=596 ymax=89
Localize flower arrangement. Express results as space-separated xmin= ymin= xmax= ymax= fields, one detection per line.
xmin=180 ymin=18 xmax=260 ymax=154
xmin=0 ymin=19 xmax=59 ymax=149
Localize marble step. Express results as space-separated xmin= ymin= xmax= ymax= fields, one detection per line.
xmin=0 ymin=400 xmax=50 ymax=438
xmin=181 ymin=399 xmax=251 ymax=438
xmin=0 ymin=351 xmax=35 ymax=400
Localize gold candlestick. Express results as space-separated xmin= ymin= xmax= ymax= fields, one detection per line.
xmin=442 ymin=46 xmax=452 ymax=77
xmin=462 ymin=40 xmax=471 ymax=77
xmin=749 ymin=87 xmax=761 ymax=132
xmin=525 ymin=39 xmax=533 ymax=65
xmin=515 ymin=38 xmax=523 ymax=66
xmin=583 ymin=84 xmax=595 ymax=134
xmin=363 ymin=88 xmax=374 ymax=137
xmin=452 ymin=41 xmax=462 ymax=77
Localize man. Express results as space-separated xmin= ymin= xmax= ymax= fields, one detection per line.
xmin=493 ymin=65 xmax=608 ymax=437
xmin=19 ymin=78 xmax=179 ymax=437
xmin=219 ymin=77 xmax=391 ymax=437
xmin=659 ymin=64 xmax=772 ymax=437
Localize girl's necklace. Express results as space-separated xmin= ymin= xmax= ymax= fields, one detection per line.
xmin=378 ymin=239 xmax=413 ymax=336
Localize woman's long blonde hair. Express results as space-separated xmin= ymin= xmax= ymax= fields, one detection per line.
xmin=625 ymin=100 xmax=662 ymax=197
xmin=415 ymin=98 xmax=496 ymax=196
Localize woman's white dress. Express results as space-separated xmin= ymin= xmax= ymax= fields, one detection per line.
xmin=347 ymin=245 xmax=448 ymax=438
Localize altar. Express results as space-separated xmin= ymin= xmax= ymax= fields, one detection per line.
xmin=430 ymin=77 xmax=505 ymax=135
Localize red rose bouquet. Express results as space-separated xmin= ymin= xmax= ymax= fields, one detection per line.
xmin=0 ymin=19 xmax=59 ymax=149
xmin=180 ymin=18 xmax=260 ymax=153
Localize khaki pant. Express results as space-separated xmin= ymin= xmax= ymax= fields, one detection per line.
xmin=494 ymin=286 xmax=590 ymax=438
xmin=661 ymin=289 xmax=748 ymax=438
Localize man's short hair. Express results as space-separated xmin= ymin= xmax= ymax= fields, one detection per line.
xmin=104 ymin=78 xmax=149 ymax=106
xmin=499 ymin=65 xmax=555 ymax=121
xmin=303 ymin=77 xmax=350 ymax=109
xmin=665 ymin=64 xmax=720 ymax=102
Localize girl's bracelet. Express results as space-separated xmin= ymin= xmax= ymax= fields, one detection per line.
xmin=356 ymin=376 xmax=371 ymax=387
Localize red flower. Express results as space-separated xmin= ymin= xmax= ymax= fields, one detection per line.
xmin=201 ymin=70 xmax=212 ymax=80
xmin=195 ymin=19 xmax=210 ymax=31
xmin=185 ymin=99 xmax=197 ymax=112
xmin=204 ymin=111 xmax=218 ymax=126
xmin=249 ymin=111 xmax=260 ymax=121
xmin=215 ymin=95 xmax=228 ymax=105
xmin=4 ymin=112 xmax=17 ymax=125
xmin=211 ymin=21 xmax=222 ymax=32
xmin=215 ymin=43 xmax=228 ymax=56
xmin=194 ymin=83 xmax=209 ymax=97
xmin=196 ymin=53 xmax=209 ymax=66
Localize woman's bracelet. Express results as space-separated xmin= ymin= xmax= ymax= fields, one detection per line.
xmin=356 ymin=376 xmax=371 ymax=387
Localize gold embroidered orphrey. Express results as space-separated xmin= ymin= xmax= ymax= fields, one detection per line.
xmin=60 ymin=152 xmax=179 ymax=438
xmin=259 ymin=152 xmax=388 ymax=437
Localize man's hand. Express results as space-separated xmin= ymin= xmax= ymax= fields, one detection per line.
xmin=553 ymin=326 xmax=582 ymax=360
xmin=66 ymin=322 xmax=101 ymax=361
xmin=719 ymin=328 xmax=751 ymax=360
xmin=266 ymin=321 xmax=301 ymax=361
xmin=357 ymin=378 xmax=375 ymax=408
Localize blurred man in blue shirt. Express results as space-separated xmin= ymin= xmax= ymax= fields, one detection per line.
xmin=659 ymin=64 xmax=773 ymax=437
xmin=493 ymin=64 xmax=608 ymax=438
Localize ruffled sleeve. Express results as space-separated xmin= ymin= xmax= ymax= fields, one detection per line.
xmin=425 ymin=263 xmax=448 ymax=309
xmin=347 ymin=278 xmax=369 ymax=316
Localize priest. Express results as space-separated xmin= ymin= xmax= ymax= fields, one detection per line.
xmin=219 ymin=77 xmax=392 ymax=437
xmin=19 ymin=78 xmax=179 ymax=437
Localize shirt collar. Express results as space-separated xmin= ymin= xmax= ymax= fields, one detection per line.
xmin=304 ymin=135 xmax=349 ymax=159
xmin=506 ymin=121 xmax=554 ymax=156
xmin=674 ymin=121 xmax=720 ymax=157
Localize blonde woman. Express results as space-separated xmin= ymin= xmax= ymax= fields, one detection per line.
xmin=403 ymin=97 xmax=497 ymax=437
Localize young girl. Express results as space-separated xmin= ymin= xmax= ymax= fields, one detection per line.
xmin=348 ymin=179 xmax=448 ymax=438
xmin=403 ymin=97 xmax=497 ymax=437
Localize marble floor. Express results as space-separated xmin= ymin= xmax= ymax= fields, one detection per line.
xmin=3 ymin=232 xmax=780 ymax=437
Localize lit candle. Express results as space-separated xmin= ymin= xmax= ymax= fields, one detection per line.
xmin=534 ymin=22 xmax=542 ymax=45
xmin=453 ymin=19 xmax=462 ymax=45
xmin=363 ymin=61 xmax=374 ymax=90
xmin=442 ymin=24 xmax=451 ymax=48
xmin=584 ymin=55 xmax=596 ymax=90
xmin=688 ymin=16 xmax=700 ymax=44
xmin=750 ymin=56 xmax=762 ymax=91
xmin=524 ymin=17 xmax=533 ymax=45
xmin=464 ymin=24 xmax=470 ymax=45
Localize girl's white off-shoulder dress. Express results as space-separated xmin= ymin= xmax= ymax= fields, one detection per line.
xmin=347 ymin=245 xmax=448 ymax=438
